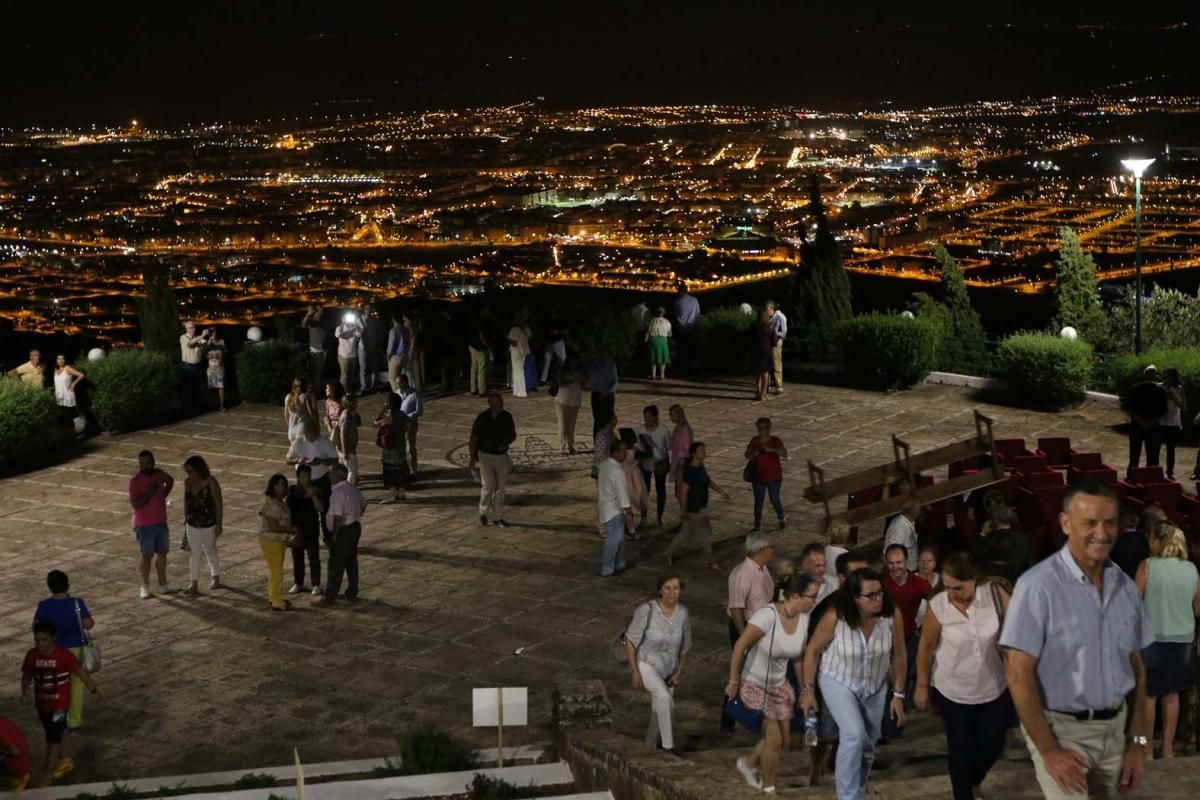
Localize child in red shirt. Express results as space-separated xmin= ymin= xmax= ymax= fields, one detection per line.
xmin=0 ymin=716 xmax=30 ymax=793
xmin=21 ymin=620 xmax=101 ymax=787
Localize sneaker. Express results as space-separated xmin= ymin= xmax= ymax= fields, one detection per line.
xmin=493 ymin=518 xmax=510 ymax=528
xmin=311 ymin=585 xmax=322 ymax=595
xmin=736 ymin=757 xmax=763 ymax=790
xmin=287 ymin=583 xmax=304 ymax=595
xmin=158 ymin=584 xmax=180 ymax=595
xmin=51 ymin=759 xmax=74 ymax=779
xmin=139 ymin=585 xmax=153 ymax=600
xmin=778 ymin=517 xmax=787 ymax=530
xmin=479 ymin=515 xmax=490 ymax=527
xmin=11 ymin=774 xmax=29 ymax=793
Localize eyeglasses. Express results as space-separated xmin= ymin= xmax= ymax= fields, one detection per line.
xmin=859 ymin=591 xmax=884 ymax=601
xmin=802 ymin=592 xmax=819 ymax=600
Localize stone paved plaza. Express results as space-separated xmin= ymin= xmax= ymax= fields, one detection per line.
xmin=2 ymin=374 xmax=1195 ymax=797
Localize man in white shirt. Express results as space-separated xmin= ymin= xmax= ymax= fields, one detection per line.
xmin=799 ymin=542 xmax=840 ymax=603
xmin=287 ymin=420 xmax=340 ymax=505
xmin=884 ymin=498 xmax=920 ymax=571
xmin=766 ymin=300 xmax=788 ymax=394
xmin=598 ymin=438 xmax=632 ymax=577
xmin=335 ymin=311 xmax=363 ymax=394
xmin=394 ymin=372 xmax=424 ymax=476
xmin=315 ymin=464 xmax=366 ymax=605
xmin=179 ymin=321 xmax=208 ymax=411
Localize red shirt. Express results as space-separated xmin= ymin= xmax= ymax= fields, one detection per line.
xmin=883 ymin=571 xmax=933 ymax=638
xmin=0 ymin=717 xmax=29 ymax=779
xmin=747 ymin=436 xmax=785 ymax=484
xmin=22 ymin=647 xmax=80 ymax=713
xmin=129 ymin=469 xmax=169 ymax=527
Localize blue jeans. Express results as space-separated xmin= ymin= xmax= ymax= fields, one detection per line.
xmin=752 ymin=481 xmax=784 ymax=529
xmin=600 ymin=514 xmax=627 ymax=576
xmin=819 ymin=675 xmax=888 ymax=800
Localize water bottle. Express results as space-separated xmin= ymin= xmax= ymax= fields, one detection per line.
xmin=804 ymin=710 xmax=819 ymax=748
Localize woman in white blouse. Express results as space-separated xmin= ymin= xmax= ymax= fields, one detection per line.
xmin=914 ymin=552 xmax=1011 ymax=800
xmin=625 ymin=573 xmax=692 ymax=755
xmin=726 ymin=573 xmax=821 ymax=795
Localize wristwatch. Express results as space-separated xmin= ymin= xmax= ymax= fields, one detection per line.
xmin=1131 ymin=735 xmax=1150 ymax=749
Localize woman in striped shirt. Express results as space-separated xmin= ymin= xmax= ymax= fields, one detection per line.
xmin=624 ymin=573 xmax=693 ymax=755
xmin=914 ymin=552 xmax=1011 ymax=800
xmin=801 ymin=567 xmax=907 ymax=800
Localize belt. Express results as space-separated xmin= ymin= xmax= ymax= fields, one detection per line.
xmin=1051 ymin=706 xmax=1122 ymax=722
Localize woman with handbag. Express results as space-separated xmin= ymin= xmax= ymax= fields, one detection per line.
xmin=914 ymin=552 xmax=1012 ymax=800
xmin=259 ymin=474 xmax=298 ymax=612
xmin=374 ymin=392 xmax=409 ymax=504
xmin=801 ymin=567 xmax=907 ymax=800
xmin=744 ymin=417 xmax=787 ymax=534
xmin=624 ymin=573 xmax=692 ymax=755
xmin=33 ymin=571 xmax=96 ymax=735
xmin=725 ymin=573 xmax=820 ymax=795
xmin=182 ymin=455 xmax=223 ymax=595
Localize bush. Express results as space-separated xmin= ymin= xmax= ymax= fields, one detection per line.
xmin=393 ymin=724 xmax=475 ymax=776
xmin=692 ymin=306 xmax=756 ymax=374
xmin=0 ymin=378 xmax=59 ymax=471
xmin=231 ymin=774 xmax=277 ymax=790
xmin=87 ymin=349 xmax=181 ymax=433
xmin=835 ymin=313 xmax=941 ymax=390
xmin=466 ymin=774 xmax=537 ymax=800
xmin=236 ymin=339 xmax=310 ymax=404
xmin=564 ymin=303 xmax=638 ymax=368
xmin=1112 ymin=348 xmax=1200 ymax=415
xmin=996 ymin=333 xmax=1093 ymax=409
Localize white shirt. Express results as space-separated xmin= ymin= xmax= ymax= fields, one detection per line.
xmin=768 ymin=309 xmax=788 ymax=340
xmin=929 ymin=585 xmax=1006 ymax=704
xmin=180 ymin=332 xmax=205 ymax=364
xmin=597 ymin=457 xmax=631 ymax=523
xmin=825 ymin=545 xmax=848 ymax=577
xmin=647 ymin=317 xmax=672 ymax=338
xmin=884 ymin=514 xmax=918 ymax=571
xmin=743 ymin=605 xmax=809 ymax=687
xmin=398 ymin=390 xmax=423 ymax=420
xmin=634 ymin=424 xmax=670 ymax=472
xmin=287 ymin=435 xmax=339 ymax=480
xmin=326 ymin=480 xmax=366 ymax=529
xmin=555 ymin=380 xmax=582 ymax=407
xmin=815 ymin=573 xmax=839 ymax=604
xmin=820 ymin=616 xmax=894 ymax=695
xmin=335 ymin=322 xmax=362 ymax=358
xmin=916 ymin=572 xmax=941 ymax=627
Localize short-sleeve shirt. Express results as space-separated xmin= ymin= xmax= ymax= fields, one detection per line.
xmin=22 ymin=647 xmax=80 ymax=712
xmin=0 ymin=716 xmax=29 ymax=781
xmin=287 ymin=435 xmax=339 ymax=481
xmin=180 ymin=333 xmax=205 ymax=364
xmin=626 ymin=600 xmax=692 ymax=679
xmin=327 ymin=480 xmax=366 ymax=530
xmin=33 ymin=597 xmax=90 ymax=649
xmin=471 ymin=409 xmax=516 ymax=455
xmin=129 ymin=469 xmax=169 ymax=527
xmin=634 ymin=425 xmax=670 ymax=472
xmin=883 ymin=571 xmax=934 ymax=638
xmin=999 ymin=546 xmax=1154 ymax=712
xmin=286 ymin=485 xmax=322 ymax=542
xmin=748 ymin=436 xmax=785 ymax=484
xmin=683 ymin=465 xmax=710 ymax=513
xmin=647 ymin=317 xmax=672 ymax=338
xmin=727 ymin=557 xmax=775 ymax=620
xmin=307 ymin=316 xmax=325 ymax=350
xmin=674 ymin=294 xmax=701 ymax=328
xmin=743 ymin=606 xmax=809 ymax=687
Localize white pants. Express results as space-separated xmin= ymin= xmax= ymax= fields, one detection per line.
xmin=186 ymin=525 xmax=221 ymax=581
xmin=639 ymin=662 xmax=675 ymax=750
xmin=510 ymin=350 xmax=527 ymax=397
xmin=541 ymin=340 xmax=566 ymax=382
xmin=339 ymin=451 xmax=359 ymax=484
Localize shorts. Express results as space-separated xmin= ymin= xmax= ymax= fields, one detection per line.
xmin=1143 ymin=641 xmax=1194 ymax=697
xmin=739 ymin=679 xmax=797 ymax=722
xmin=39 ymin=709 xmax=67 ymax=744
xmin=134 ymin=522 xmax=170 ymax=557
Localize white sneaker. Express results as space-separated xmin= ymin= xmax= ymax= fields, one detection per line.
xmin=158 ymin=584 xmax=179 ymax=595
xmin=311 ymin=585 xmax=322 ymax=595
xmin=287 ymin=583 xmax=303 ymax=595
xmin=736 ymin=757 xmax=763 ymax=790
xmin=139 ymin=585 xmax=154 ymax=600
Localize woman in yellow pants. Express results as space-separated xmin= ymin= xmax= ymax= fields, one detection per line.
xmin=259 ymin=475 xmax=297 ymax=611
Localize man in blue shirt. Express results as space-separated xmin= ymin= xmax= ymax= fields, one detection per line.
xmin=766 ymin=300 xmax=788 ymax=394
xmin=395 ymin=372 xmax=424 ymax=477
xmin=586 ymin=354 xmax=619 ymax=438
xmin=386 ymin=313 xmax=411 ymax=391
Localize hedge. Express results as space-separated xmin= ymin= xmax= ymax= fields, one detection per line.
xmin=87 ymin=349 xmax=182 ymax=432
xmin=0 ymin=379 xmax=59 ymax=470
xmin=1112 ymin=348 xmax=1200 ymax=416
xmin=835 ymin=313 xmax=940 ymax=389
xmin=236 ymin=339 xmax=310 ymax=404
xmin=693 ymin=306 xmax=756 ymax=374
xmin=996 ymin=333 xmax=1092 ymax=409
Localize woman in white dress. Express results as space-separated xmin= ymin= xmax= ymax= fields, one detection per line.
xmin=507 ymin=308 xmax=532 ymax=398
xmin=53 ymin=355 xmax=85 ymax=429
xmin=283 ymin=377 xmax=317 ymax=444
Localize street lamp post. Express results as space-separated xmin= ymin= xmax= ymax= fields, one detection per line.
xmin=1121 ymin=158 xmax=1155 ymax=354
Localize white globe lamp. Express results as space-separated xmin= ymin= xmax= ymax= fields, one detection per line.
xmin=1060 ymin=326 xmax=1078 ymax=341
xmin=247 ymin=326 xmax=264 ymax=343
xmin=87 ymin=347 xmax=106 ymax=362
xmin=739 ymin=302 xmax=753 ymax=315
xmin=900 ymin=310 xmax=914 ymax=319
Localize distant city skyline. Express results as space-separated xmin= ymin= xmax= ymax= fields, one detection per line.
xmin=2 ymin=2 xmax=1197 ymax=126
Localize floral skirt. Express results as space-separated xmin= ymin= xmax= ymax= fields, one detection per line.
xmin=739 ymin=678 xmax=796 ymax=721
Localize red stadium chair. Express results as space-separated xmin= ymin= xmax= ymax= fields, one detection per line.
xmin=1008 ymin=454 xmax=1050 ymax=478
xmin=995 ymin=438 xmax=1033 ymax=461
xmin=1036 ymin=437 xmax=1076 ymax=469
xmin=1142 ymin=482 xmax=1183 ymax=512
xmin=1026 ymin=471 xmax=1064 ymax=490
xmin=1127 ymin=466 xmax=1166 ymax=486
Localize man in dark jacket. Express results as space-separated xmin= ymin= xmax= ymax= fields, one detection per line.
xmin=1109 ymin=506 xmax=1149 ymax=579
xmin=1128 ymin=365 xmax=1168 ymax=473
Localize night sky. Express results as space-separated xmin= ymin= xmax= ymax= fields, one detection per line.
xmin=3 ymin=1 xmax=1197 ymax=127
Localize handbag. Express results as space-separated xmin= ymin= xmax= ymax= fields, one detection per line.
xmin=742 ymin=459 xmax=757 ymax=483
xmin=375 ymin=423 xmax=396 ymax=450
xmin=612 ymin=602 xmax=654 ymax=662
xmin=723 ymin=607 xmax=777 ymax=734
xmin=75 ymin=600 xmax=101 ymax=674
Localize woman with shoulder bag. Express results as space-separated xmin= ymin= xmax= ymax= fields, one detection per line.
xmin=726 ymin=573 xmax=820 ymax=795
xmin=182 ymin=455 xmax=223 ymax=594
xmin=374 ymin=392 xmax=409 ymax=503
xmin=624 ymin=573 xmax=692 ymax=755
xmin=744 ymin=417 xmax=787 ymax=534
xmin=259 ymin=475 xmax=298 ymax=612
xmin=33 ymin=570 xmax=95 ymax=734
xmin=914 ymin=552 xmax=1012 ymax=800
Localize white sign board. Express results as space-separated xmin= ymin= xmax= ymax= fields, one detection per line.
xmin=472 ymin=687 xmax=528 ymax=727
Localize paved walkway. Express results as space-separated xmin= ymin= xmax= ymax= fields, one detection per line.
xmin=0 ymin=374 xmax=1180 ymax=795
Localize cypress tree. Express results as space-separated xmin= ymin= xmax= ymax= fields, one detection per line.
xmin=930 ymin=246 xmax=987 ymax=372
xmin=797 ymin=176 xmax=852 ymax=355
xmin=1053 ymin=227 xmax=1106 ymax=345
xmin=136 ymin=263 xmax=181 ymax=355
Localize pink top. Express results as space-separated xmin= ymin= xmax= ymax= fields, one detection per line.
xmin=129 ymin=470 xmax=169 ymax=528
xmin=622 ymin=450 xmax=649 ymax=516
xmin=668 ymin=422 xmax=693 ymax=484
xmin=727 ymin=557 xmax=775 ymax=620
xmin=929 ymin=585 xmax=1006 ymax=704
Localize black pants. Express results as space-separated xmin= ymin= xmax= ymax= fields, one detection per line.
xmin=932 ymin=688 xmax=1012 ymax=800
xmin=720 ymin=618 xmax=740 ymax=732
xmin=324 ymin=522 xmax=361 ymax=600
xmin=1129 ymin=423 xmax=1162 ymax=471
xmin=641 ymin=467 xmax=668 ymax=520
xmin=591 ymin=391 xmax=615 ymax=437
xmin=1152 ymin=425 xmax=1180 ymax=477
xmin=291 ymin=539 xmax=321 ymax=587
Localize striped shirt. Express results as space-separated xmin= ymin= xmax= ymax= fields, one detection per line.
xmin=929 ymin=586 xmax=1006 ymax=705
xmin=626 ymin=601 xmax=692 ymax=679
xmin=22 ymin=647 xmax=80 ymax=712
xmin=819 ymin=615 xmax=894 ymax=695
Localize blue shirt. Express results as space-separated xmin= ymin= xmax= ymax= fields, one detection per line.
xmin=674 ymin=294 xmax=701 ymax=328
xmin=768 ymin=309 xmax=788 ymax=340
xmin=586 ymin=360 xmax=619 ymax=396
xmin=386 ymin=324 xmax=410 ymax=361
xmin=398 ymin=390 xmax=423 ymax=420
xmin=1000 ymin=546 xmax=1153 ymax=713
xmin=34 ymin=597 xmax=90 ymax=648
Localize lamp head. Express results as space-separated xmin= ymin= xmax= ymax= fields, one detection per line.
xmin=1121 ymin=158 xmax=1155 ymax=178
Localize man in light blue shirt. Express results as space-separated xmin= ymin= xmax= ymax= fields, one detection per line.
xmin=394 ymin=372 xmax=423 ymax=477
xmin=766 ymin=300 xmax=787 ymax=394
xmin=1001 ymin=480 xmax=1152 ymax=798
xmin=386 ymin=314 xmax=411 ymax=390
xmin=673 ymin=284 xmax=700 ymax=329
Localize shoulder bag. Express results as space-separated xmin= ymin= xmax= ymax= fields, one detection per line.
xmin=723 ymin=607 xmax=778 ymax=734
xmin=612 ymin=601 xmax=654 ymax=662
xmin=75 ymin=600 xmax=101 ymax=673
